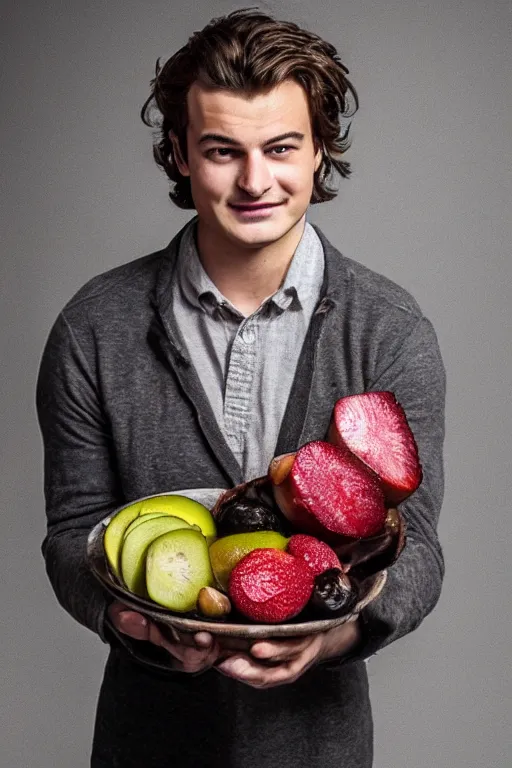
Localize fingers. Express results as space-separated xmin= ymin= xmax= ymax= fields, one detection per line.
xmin=216 ymin=653 xmax=307 ymax=688
xmin=249 ymin=636 xmax=315 ymax=663
xmin=194 ymin=631 xmax=215 ymax=648
xmin=217 ymin=637 xmax=323 ymax=689
xmin=151 ymin=626 xmax=221 ymax=673
xmin=110 ymin=606 xmax=150 ymax=641
xmin=108 ymin=604 xmax=221 ymax=673
xmin=173 ymin=636 xmax=222 ymax=673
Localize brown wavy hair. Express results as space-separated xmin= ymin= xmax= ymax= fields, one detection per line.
xmin=141 ymin=8 xmax=358 ymax=209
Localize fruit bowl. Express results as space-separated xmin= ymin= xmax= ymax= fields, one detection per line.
xmin=86 ymin=488 xmax=387 ymax=645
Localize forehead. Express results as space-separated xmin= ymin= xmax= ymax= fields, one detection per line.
xmin=186 ymin=80 xmax=313 ymax=142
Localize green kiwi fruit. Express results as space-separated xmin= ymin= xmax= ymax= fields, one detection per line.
xmin=146 ymin=528 xmax=214 ymax=612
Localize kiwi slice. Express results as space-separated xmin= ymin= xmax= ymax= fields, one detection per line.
xmin=146 ymin=528 xmax=214 ymax=612
xmin=120 ymin=515 xmax=196 ymax=596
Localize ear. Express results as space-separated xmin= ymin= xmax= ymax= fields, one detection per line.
xmin=314 ymin=143 xmax=323 ymax=173
xmin=169 ymin=132 xmax=190 ymax=177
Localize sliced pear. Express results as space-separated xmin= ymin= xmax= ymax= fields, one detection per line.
xmin=121 ymin=515 xmax=194 ymax=596
xmin=137 ymin=495 xmax=217 ymax=543
xmin=146 ymin=528 xmax=214 ymax=612
xmin=104 ymin=502 xmax=145 ymax=579
xmin=122 ymin=512 xmax=169 ymax=540
xmin=104 ymin=495 xmax=216 ymax=578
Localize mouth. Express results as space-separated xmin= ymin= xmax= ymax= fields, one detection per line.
xmin=228 ymin=202 xmax=285 ymax=219
xmin=229 ymin=202 xmax=285 ymax=211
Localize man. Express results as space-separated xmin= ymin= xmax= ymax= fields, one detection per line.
xmin=37 ymin=9 xmax=445 ymax=767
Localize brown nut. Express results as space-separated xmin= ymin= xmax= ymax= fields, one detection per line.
xmin=197 ymin=587 xmax=232 ymax=618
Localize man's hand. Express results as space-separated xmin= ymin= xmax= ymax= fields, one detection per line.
xmin=215 ymin=618 xmax=361 ymax=689
xmin=107 ymin=601 xmax=222 ymax=673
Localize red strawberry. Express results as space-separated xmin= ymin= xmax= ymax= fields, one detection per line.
xmin=287 ymin=534 xmax=342 ymax=576
xmin=228 ymin=548 xmax=314 ymax=623
xmin=270 ymin=441 xmax=387 ymax=539
xmin=328 ymin=391 xmax=422 ymax=505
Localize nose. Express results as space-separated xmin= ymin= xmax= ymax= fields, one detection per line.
xmin=237 ymin=152 xmax=273 ymax=198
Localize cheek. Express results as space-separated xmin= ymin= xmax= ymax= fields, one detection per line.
xmin=190 ymin=162 xmax=231 ymax=201
xmin=277 ymin=164 xmax=315 ymax=195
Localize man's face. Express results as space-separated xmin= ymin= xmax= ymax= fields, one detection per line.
xmin=172 ymin=80 xmax=322 ymax=251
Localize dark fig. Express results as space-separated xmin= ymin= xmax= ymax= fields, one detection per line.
xmin=215 ymin=497 xmax=287 ymax=537
xmin=311 ymin=567 xmax=358 ymax=616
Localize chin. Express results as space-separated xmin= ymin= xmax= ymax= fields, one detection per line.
xmin=224 ymin=215 xmax=305 ymax=249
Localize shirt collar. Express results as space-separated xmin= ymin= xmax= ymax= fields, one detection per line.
xmin=176 ymin=217 xmax=324 ymax=318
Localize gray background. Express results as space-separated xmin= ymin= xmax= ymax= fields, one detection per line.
xmin=2 ymin=0 xmax=511 ymax=766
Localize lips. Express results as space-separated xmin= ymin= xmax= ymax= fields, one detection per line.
xmin=229 ymin=202 xmax=284 ymax=210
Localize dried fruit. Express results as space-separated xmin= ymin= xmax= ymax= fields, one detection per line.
xmin=270 ymin=441 xmax=387 ymax=539
xmin=328 ymin=391 xmax=422 ymax=505
xmin=215 ymin=497 xmax=286 ymax=537
xmin=228 ymin=548 xmax=314 ymax=623
xmin=287 ymin=534 xmax=342 ymax=576
xmin=311 ymin=568 xmax=358 ymax=615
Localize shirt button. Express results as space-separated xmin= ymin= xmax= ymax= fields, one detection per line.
xmin=241 ymin=328 xmax=255 ymax=344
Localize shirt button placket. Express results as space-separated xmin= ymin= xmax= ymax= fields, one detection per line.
xmin=223 ymin=321 xmax=257 ymax=462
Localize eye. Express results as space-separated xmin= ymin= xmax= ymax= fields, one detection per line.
xmin=267 ymin=145 xmax=295 ymax=156
xmin=205 ymin=147 xmax=237 ymax=160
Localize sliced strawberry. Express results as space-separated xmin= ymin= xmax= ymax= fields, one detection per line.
xmin=271 ymin=441 xmax=387 ymax=539
xmin=287 ymin=534 xmax=342 ymax=576
xmin=228 ymin=548 xmax=314 ymax=623
xmin=328 ymin=391 xmax=422 ymax=505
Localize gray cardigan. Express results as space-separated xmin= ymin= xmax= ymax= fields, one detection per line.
xmin=36 ymin=224 xmax=446 ymax=767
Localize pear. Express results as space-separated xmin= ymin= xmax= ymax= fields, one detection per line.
xmin=120 ymin=515 xmax=197 ymax=596
xmin=146 ymin=528 xmax=214 ymax=612
xmin=122 ymin=512 xmax=169 ymax=540
xmin=137 ymin=495 xmax=217 ymax=543
xmin=104 ymin=494 xmax=216 ymax=579
xmin=104 ymin=502 xmax=145 ymax=579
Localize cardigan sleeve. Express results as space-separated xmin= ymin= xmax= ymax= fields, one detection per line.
xmin=36 ymin=312 xmax=122 ymax=641
xmin=332 ymin=314 xmax=446 ymax=665
xmin=37 ymin=312 xmax=190 ymax=672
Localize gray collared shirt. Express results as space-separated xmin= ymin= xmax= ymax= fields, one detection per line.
xmin=171 ymin=219 xmax=325 ymax=480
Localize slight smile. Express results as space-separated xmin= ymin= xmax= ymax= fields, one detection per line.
xmin=229 ymin=202 xmax=285 ymax=210
xmin=228 ymin=202 xmax=286 ymax=220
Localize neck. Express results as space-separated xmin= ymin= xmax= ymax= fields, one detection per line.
xmin=195 ymin=217 xmax=306 ymax=316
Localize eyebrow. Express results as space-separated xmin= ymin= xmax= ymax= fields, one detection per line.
xmin=197 ymin=131 xmax=305 ymax=147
